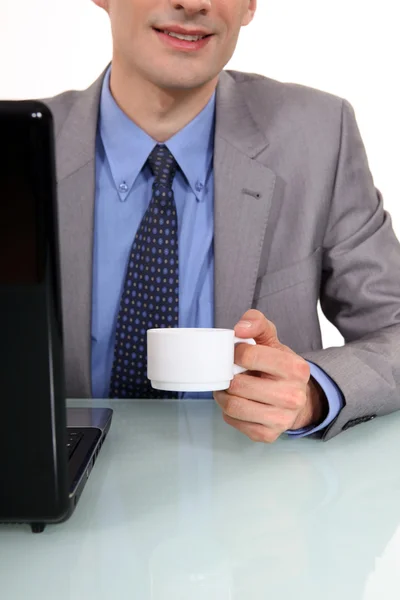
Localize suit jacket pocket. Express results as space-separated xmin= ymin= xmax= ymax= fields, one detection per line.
xmin=253 ymin=247 xmax=323 ymax=354
xmin=255 ymin=247 xmax=322 ymax=299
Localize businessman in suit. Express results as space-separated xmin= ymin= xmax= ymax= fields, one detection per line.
xmin=43 ymin=0 xmax=400 ymax=442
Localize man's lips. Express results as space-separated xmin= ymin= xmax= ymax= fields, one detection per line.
xmin=153 ymin=27 xmax=213 ymax=52
xmin=154 ymin=24 xmax=213 ymax=37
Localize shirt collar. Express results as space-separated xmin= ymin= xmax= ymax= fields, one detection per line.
xmin=99 ymin=65 xmax=215 ymax=201
xmin=166 ymin=92 xmax=215 ymax=201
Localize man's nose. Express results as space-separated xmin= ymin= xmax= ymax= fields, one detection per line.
xmin=171 ymin=0 xmax=212 ymax=16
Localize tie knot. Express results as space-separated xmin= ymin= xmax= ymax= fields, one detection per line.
xmin=148 ymin=144 xmax=178 ymax=188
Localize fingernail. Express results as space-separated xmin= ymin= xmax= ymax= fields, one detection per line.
xmin=237 ymin=320 xmax=252 ymax=328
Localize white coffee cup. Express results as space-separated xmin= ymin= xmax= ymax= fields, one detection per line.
xmin=147 ymin=328 xmax=256 ymax=392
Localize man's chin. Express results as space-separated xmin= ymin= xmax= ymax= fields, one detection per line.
xmin=155 ymin=73 xmax=218 ymax=92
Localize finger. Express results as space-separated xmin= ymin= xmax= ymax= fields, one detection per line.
xmin=234 ymin=309 xmax=282 ymax=349
xmin=213 ymin=389 xmax=296 ymax=430
xmin=222 ymin=413 xmax=282 ymax=444
xmin=228 ymin=372 xmax=307 ymax=411
xmin=234 ymin=343 xmax=310 ymax=382
xmin=235 ymin=344 xmax=290 ymax=379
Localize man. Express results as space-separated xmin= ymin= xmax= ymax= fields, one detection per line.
xmin=43 ymin=0 xmax=400 ymax=442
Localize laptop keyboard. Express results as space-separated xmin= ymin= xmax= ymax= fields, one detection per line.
xmin=66 ymin=431 xmax=83 ymax=459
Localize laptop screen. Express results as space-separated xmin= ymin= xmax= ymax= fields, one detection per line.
xmin=0 ymin=108 xmax=47 ymax=284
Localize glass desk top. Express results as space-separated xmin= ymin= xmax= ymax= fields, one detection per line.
xmin=1 ymin=399 xmax=400 ymax=600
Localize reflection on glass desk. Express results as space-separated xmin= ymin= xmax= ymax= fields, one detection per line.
xmin=1 ymin=399 xmax=400 ymax=600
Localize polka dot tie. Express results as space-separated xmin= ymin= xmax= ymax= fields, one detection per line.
xmin=109 ymin=145 xmax=179 ymax=399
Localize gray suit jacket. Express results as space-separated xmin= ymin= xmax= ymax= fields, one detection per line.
xmin=43 ymin=66 xmax=400 ymax=440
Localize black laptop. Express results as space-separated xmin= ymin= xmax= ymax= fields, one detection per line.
xmin=0 ymin=100 xmax=112 ymax=533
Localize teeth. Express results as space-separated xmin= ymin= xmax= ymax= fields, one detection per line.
xmin=163 ymin=30 xmax=205 ymax=41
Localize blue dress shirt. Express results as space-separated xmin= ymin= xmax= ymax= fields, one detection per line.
xmin=91 ymin=66 xmax=343 ymax=436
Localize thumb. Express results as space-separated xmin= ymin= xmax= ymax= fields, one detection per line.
xmin=234 ymin=309 xmax=283 ymax=350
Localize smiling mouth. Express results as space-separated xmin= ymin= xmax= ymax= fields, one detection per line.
xmin=153 ymin=28 xmax=212 ymax=42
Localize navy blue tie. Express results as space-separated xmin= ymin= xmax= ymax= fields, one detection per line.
xmin=109 ymin=144 xmax=179 ymax=399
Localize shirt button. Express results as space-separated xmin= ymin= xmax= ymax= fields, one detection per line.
xmin=195 ymin=181 xmax=204 ymax=192
xmin=119 ymin=182 xmax=128 ymax=193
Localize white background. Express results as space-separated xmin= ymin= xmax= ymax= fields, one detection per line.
xmin=1 ymin=0 xmax=399 ymax=349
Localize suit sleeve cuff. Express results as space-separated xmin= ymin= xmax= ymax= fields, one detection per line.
xmin=286 ymin=361 xmax=345 ymax=438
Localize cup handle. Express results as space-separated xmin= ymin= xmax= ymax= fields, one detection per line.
xmin=233 ymin=336 xmax=256 ymax=375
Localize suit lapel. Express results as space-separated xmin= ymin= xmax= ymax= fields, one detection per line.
xmin=55 ymin=69 xmax=106 ymax=397
xmin=214 ymin=72 xmax=277 ymax=328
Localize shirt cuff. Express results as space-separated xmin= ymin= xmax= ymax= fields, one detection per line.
xmin=286 ymin=361 xmax=345 ymax=438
